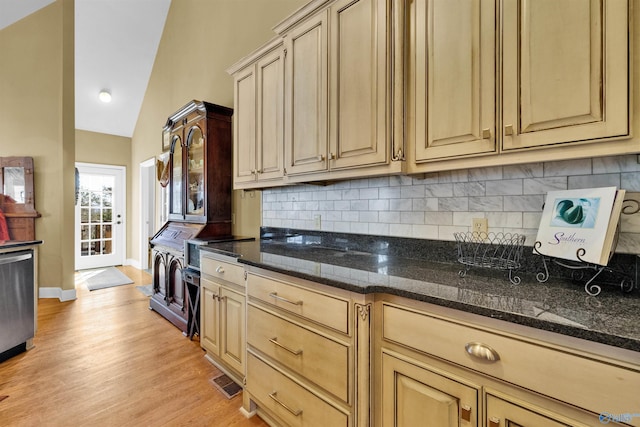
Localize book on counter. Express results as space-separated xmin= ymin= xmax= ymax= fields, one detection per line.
xmin=534 ymin=186 xmax=626 ymax=266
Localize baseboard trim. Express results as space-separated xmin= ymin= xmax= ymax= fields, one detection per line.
xmin=39 ymin=287 xmax=77 ymax=301
xmin=125 ymin=258 xmax=141 ymax=269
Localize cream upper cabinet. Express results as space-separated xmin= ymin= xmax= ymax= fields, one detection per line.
xmin=502 ymin=0 xmax=629 ymax=150
xmin=407 ymin=0 xmax=631 ymax=171
xmin=409 ymin=0 xmax=496 ymax=162
xmin=283 ymin=10 xmax=329 ymax=176
xmin=229 ymin=39 xmax=285 ymax=189
xmin=329 ymin=0 xmax=392 ymax=170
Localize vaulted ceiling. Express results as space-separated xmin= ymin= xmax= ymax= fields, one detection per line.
xmin=0 ymin=0 xmax=171 ymax=138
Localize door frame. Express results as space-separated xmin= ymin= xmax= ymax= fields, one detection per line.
xmin=75 ymin=162 xmax=126 ymax=270
xmin=139 ymin=157 xmax=156 ymax=271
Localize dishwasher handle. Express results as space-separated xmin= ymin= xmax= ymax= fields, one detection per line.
xmin=0 ymin=252 xmax=33 ymax=266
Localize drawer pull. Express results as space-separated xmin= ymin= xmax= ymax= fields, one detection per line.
xmin=465 ymin=342 xmax=500 ymax=362
xmin=215 ymin=266 xmax=225 ymax=274
xmin=269 ymin=292 xmax=303 ymax=306
xmin=269 ymin=337 xmax=303 ymax=356
xmin=461 ymin=404 xmax=471 ymax=421
xmin=488 ymin=417 xmax=500 ymax=427
xmin=269 ymin=391 xmax=303 ymax=416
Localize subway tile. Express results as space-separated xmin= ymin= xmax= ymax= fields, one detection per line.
xmin=400 ymin=185 xmax=426 ymax=199
xmin=438 ymin=225 xmax=467 ymax=240
xmin=592 ymin=155 xmax=640 ymax=173
xmin=390 ymin=175 xmax=415 ymax=186
xmin=504 ymin=195 xmax=544 ymax=212
xmin=389 ymin=223 xmax=413 ymax=237
xmin=342 ymin=211 xmax=359 ymax=222
xmin=350 ymin=178 xmax=370 ymax=188
xmin=424 ymin=183 xmax=454 ymax=197
xmin=486 ymin=179 xmax=522 ymax=196
xmin=523 ymin=212 xmax=543 ymax=229
xmin=503 ymin=163 xmax=544 ymax=178
xmin=390 ymin=198 xmax=412 ymax=211
xmin=343 ymin=188 xmax=360 ymax=200
xmin=319 ymin=201 xmax=335 ymax=210
xmin=568 ymin=174 xmax=620 ymax=189
xmin=350 ymin=200 xmax=369 ymax=211
xmin=425 ymin=211 xmax=453 ymax=226
xmin=369 ymin=176 xmax=390 ymax=187
xmin=544 ymin=158 xmax=591 ymax=176
xmin=469 ymin=166 xmax=503 ymax=181
xmin=412 ymin=224 xmax=439 ymax=239
xmin=360 ymin=211 xmax=379 ymax=223
xmin=360 ymin=187 xmax=379 ymax=199
xmin=401 ymin=211 xmax=425 ymax=225
xmin=454 ymin=182 xmax=485 ymax=197
xmin=439 ymin=197 xmax=469 ymax=212
xmin=379 ymin=186 xmax=401 ymax=199
xmin=621 ymin=172 xmax=640 ymax=191
xmin=350 ymin=222 xmax=369 ymax=234
xmin=379 ymin=211 xmax=400 ymax=223
xmin=523 ymin=177 xmax=567 ymax=195
xmin=486 ymin=212 xmax=522 ymax=229
xmin=469 ymin=196 xmax=503 ymax=212
xmin=334 ymin=200 xmax=350 ymax=210
xmin=439 ymin=169 xmax=469 ymax=183
xmin=369 ymin=199 xmax=390 ymax=211
xmin=334 ymin=222 xmax=351 ymax=233
xmin=452 ymin=211 xmax=478 ymax=227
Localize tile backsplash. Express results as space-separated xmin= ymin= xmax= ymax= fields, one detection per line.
xmin=262 ymin=155 xmax=640 ymax=255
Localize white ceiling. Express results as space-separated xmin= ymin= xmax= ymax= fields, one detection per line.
xmin=0 ymin=0 xmax=171 ymax=138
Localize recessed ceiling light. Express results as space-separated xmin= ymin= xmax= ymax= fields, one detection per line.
xmin=98 ymin=90 xmax=112 ymax=103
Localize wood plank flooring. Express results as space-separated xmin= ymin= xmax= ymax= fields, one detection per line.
xmin=0 ymin=266 xmax=268 ymax=427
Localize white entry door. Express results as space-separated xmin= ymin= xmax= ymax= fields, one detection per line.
xmin=75 ymin=163 xmax=126 ymax=270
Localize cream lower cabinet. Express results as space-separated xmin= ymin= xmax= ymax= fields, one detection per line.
xmin=200 ymin=253 xmax=246 ymax=384
xmin=381 ymin=352 xmax=479 ymax=426
xmin=376 ymin=297 xmax=640 ymax=427
xmin=243 ymin=268 xmax=372 ymax=427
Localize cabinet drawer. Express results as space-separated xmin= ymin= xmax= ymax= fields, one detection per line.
xmin=248 ymin=273 xmax=349 ymax=333
xmin=247 ymin=305 xmax=349 ymax=402
xmin=247 ymin=353 xmax=348 ymax=427
xmin=382 ymin=303 xmax=640 ymax=416
xmin=201 ymin=256 xmax=245 ymax=286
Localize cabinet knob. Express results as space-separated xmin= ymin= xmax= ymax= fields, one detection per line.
xmin=251 ymin=169 xmax=257 ymax=175
xmin=482 ymin=128 xmax=491 ymax=139
xmin=317 ymin=154 xmax=325 ymax=161
xmin=329 ymin=153 xmax=336 ymax=160
xmin=461 ymin=404 xmax=471 ymax=422
xmin=465 ymin=342 xmax=500 ymax=362
xmin=488 ymin=417 xmax=501 ymax=427
xmin=215 ymin=266 xmax=225 ymax=274
xmin=504 ymin=124 xmax=514 ymax=136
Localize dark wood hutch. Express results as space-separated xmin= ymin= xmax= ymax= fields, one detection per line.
xmin=0 ymin=157 xmax=40 ymax=241
xmin=149 ymin=101 xmax=233 ymax=333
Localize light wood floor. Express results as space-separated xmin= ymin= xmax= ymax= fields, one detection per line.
xmin=0 ymin=266 xmax=268 ymax=427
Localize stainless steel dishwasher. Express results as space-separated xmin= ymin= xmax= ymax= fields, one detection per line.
xmin=0 ymin=249 xmax=35 ymax=359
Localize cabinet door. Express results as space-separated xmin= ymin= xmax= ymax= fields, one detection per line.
xmin=485 ymin=392 xmax=592 ymax=427
xmin=168 ymin=134 xmax=184 ymax=219
xmin=201 ymin=278 xmax=221 ymax=355
xmin=329 ymin=0 xmax=391 ymax=170
xmin=284 ymin=11 xmax=329 ymax=176
xmin=502 ymin=0 xmax=629 ymax=150
xmin=233 ymin=65 xmax=258 ymax=185
xmin=220 ymin=287 xmax=246 ymax=374
xmin=185 ymin=124 xmax=205 ymax=220
xmin=410 ymin=0 xmax=496 ymax=162
xmin=381 ymin=353 xmax=478 ymax=427
xmin=256 ymin=47 xmax=285 ymax=182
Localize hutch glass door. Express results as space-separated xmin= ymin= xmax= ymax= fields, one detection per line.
xmin=187 ymin=126 xmax=205 ymax=218
xmin=169 ymin=135 xmax=183 ymax=218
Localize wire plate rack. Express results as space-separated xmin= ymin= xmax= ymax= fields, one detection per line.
xmin=454 ymin=232 xmax=526 ymax=284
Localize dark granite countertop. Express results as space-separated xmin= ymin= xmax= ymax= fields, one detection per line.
xmin=201 ymin=230 xmax=640 ymax=353
xmin=0 ymin=240 xmax=43 ymax=250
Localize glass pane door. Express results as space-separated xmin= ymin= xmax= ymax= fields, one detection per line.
xmin=187 ymin=126 xmax=205 ymax=217
xmin=169 ymin=135 xmax=183 ymax=217
xmin=75 ymin=163 xmax=125 ymax=270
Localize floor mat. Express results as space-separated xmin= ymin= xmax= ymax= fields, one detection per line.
xmin=76 ymin=267 xmax=133 ymax=291
xmin=210 ymin=373 xmax=242 ymax=399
